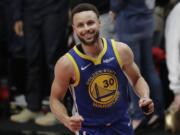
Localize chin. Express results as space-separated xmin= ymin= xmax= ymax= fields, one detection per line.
xmin=79 ymin=37 xmax=98 ymax=46
xmin=85 ymin=39 xmax=97 ymax=45
xmin=78 ymin=32 xmax=99 ymax=45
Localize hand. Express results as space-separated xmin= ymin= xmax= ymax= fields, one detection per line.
xmin=14 ymin=20 xmax=24 ymax=37
xmin=64 ymin=114 xmax=84 ymax=133
xmin=139 ymin=97 xmax=154 ymax=115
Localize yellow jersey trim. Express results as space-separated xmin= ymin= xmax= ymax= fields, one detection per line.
xmin=111 ymin=39 xmax=123 ymax=68
xmin=73 ymin=38 xmax=107 ymax=65
xmin=66 ymin=53 xmax=80 ymax=87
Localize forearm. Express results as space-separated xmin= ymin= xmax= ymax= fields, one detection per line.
xmin=133 ymin=77 xmax=150 ymax=98
xmin=50 ymin=98 xmax=69 ymax=124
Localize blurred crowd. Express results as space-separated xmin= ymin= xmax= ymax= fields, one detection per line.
xmin=0 ymin=0 xmax=180 ymax=133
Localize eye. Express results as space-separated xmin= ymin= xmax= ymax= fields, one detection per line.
xmin=87 ymin=20 xmax=95 ymax=26
xmin=77 ymin=23 xmax=84 ymax=28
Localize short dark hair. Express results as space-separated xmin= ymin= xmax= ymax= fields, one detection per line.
xmin=71 ymin=3 xmax=99 ymax=23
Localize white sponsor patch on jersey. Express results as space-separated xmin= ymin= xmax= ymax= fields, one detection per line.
xmin=103 ymin=57 xmax=115 ymax=64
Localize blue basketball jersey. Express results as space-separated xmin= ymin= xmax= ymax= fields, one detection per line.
xmin=67 ymin=38 xmax=131 ymax=127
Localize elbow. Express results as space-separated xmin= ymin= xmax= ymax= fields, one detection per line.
xmin=49 ymin=95 xmax=55 ymax=113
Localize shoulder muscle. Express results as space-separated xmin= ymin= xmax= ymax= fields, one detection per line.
xmin=114 ymin=41 xmax=134 ymax=69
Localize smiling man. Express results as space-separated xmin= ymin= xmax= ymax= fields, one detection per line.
xmin=50 ymin=3 xmax=154 ymax=135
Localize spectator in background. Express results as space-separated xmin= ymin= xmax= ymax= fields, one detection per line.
xmin=10 ymin=0 xmax=69 ymax=126
xmin=165 ymin=1 xmax=180 ymax=112
xmin=0 ymin=0 xmax=26 ymax=117
xmin=110 ymin=0 xmax=164 ymax=130
xmin=2 ymin=0 xmax=27 ymax=99
xmin=0 ymin=1 xmax=8 ymax=80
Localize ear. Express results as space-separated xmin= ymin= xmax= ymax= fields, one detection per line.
xmin=98 ymin=19 xmax=101 ymax=27
xmin=72 ymin=24 xmax=76 ymax=32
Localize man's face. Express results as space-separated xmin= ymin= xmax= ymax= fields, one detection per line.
xmin=72 ymin=11 xmax=100 ymax=46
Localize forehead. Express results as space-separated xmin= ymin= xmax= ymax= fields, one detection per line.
xmin=73 ymin=11 xmax=98 ymax=24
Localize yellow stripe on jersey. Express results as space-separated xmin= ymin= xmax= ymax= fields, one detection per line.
xmin=66 ymin=53 xmax=80 ymax=87
xmin=111 ymin=39 xmax=123 ymax=68
xmin=73 ymin=38 xmax=107 ymax=65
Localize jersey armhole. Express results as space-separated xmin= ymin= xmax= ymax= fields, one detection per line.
xmin=66 ymin=53 xmax=80 ymax=87
xmin=111 ymin=39 xmax=123 ymax=69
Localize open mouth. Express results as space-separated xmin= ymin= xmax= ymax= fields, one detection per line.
xmin=85 ymin=32 xmax=94 ymax=39
xmin=85 ymin=34 xmax=93 ymax=39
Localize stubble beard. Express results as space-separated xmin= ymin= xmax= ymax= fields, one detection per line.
xmin=77 ymin=31 xmax=99 ymax=46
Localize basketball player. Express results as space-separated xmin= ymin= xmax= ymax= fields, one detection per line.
xmin=50 ymin=3 xmax=154 ymax=135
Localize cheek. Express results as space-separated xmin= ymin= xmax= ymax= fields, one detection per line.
xmin=78 ymin=30 xmax=84 ymax=36
xmin=78 ymin=29 xmax=86 ymax=36
xmin=74 ymin=28 xmax=82 ymax=35
xmin=75 ymin=30 xmax=84 ymax=37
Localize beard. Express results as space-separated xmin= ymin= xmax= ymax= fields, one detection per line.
xmin=77 ymin=30 xmax=99 ymax=46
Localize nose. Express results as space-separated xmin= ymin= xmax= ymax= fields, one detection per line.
xmin=84 ymin=24 xmax=90 ymax=31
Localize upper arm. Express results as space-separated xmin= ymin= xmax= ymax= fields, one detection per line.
xmin=51 ymin=55 xmax=74 ymax=101
xmin=115 ymin=42 xmax=141 ymax=85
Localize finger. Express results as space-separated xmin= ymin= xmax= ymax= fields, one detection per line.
xmin=141 ymin=102 xmax=154 ymax=113
xmin=71 ymin=115 xmax=84 ymax=122
xmin=76 ymin=115 xmax=84 ymax=120
xmin=71 ymin=124 xmax=82 ymax=132
xmin=144 ymin=112 xmax=152 ymax=115
xmin=139 ymin=98 xmax=147 ymax=106
xmin=149 ymin=108 xmax=154 ymax=113
xmin=70 ymin=127 xmax=81 ymax=133
xmin=71 ymin=118 xmax=83 ymax=123
xmin=71 ymin=125 xmax=81 ymax=131
xmin=70 ymin=121 xmax=82 ymax=127
xmin=144 ymin=110 xmax=154 ymax=115
xmin=144 ymin=107 xmax=154 ymax=115
xmin=148 ymin=103 xmax=154 ymax=109
xmin=140 ymin=100 xmax=152 ymax=107
xmin=142 ymin=102 xmax=153 ymax=109
xmin=144 ymin=109 xmax=153 ymax=115
xmin=79 ymin=115 xmax=84 ymax=121
xmin=70 ymin=120 xmax=82 ymax=128
xmin=73 ymin=124 xmax=82 ymax=130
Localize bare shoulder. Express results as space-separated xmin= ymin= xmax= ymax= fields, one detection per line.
xmin=115 ymin=41 xmax=133 ymax=55
xmin=114 ymin=41 xmax=134 ymax=66
xmin=55 ymin=54 xmax=73 ymax=68
xmin=54 ymin=54 xmax=74 ymax=79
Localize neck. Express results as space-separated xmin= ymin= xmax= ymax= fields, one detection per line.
xmin=81 ymin=38 xmax=103 ymax=58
